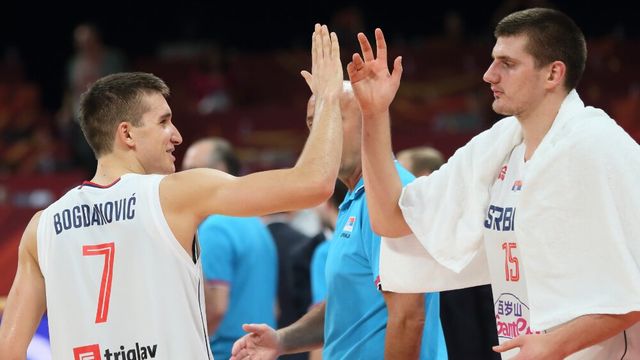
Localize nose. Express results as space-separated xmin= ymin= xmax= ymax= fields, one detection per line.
xmin=483 ymin=61 xmax=498 ymax=84
xmin=171 ymin=124 xmax=183 ymax=145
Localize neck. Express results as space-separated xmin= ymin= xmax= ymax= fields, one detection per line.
xmin=340 ymin=166 xmax=362 ymax=191
xmin=517 ymin=91 xmax=567 ymax=160
xmin=91 ymin=153 xmax=144 ymax=184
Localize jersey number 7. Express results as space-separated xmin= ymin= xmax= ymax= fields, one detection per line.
xmin=82 ymin=242 xmax=115 ymax=323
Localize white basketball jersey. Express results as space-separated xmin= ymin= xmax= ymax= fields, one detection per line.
xmin=485 ymin=143 xmax=639 ymax=359
xmin=37 ymin=174 xmax=213 ymax=360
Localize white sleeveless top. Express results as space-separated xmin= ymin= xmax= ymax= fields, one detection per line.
xmin=485 ymin=143 xmax=639 ymax=359
xmin=37 ymin=174 xmax=213 ymax=360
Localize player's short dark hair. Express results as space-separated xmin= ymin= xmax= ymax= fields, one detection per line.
xmin=78 ymin=72 xmax=170 ymax=157
xmin=495 ymin=8 xmax=587 ymax=90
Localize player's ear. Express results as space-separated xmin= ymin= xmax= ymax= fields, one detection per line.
xmin=545 ymin=61 xmax=566 ymax=90
xmin=117 ymin=121 xmax=135 ymax=148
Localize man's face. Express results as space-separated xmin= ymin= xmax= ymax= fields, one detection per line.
xmin=131 ymin=92 xmax=182 ymax=174
xmin=181 ymin=141 xmax=228 ymax=172
xmin=182 ymin=142 xmax=213 ymax=170
xmin=396 ymin=152 xmax=412 ymax=173
xmin=483 ymin=34 xmax=549 ymax=118
xmin=306 ymin=94 xmax=361 ymax=179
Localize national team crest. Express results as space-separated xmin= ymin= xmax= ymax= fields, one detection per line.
xmin=511 ymin=180 xmax=523 ymax=191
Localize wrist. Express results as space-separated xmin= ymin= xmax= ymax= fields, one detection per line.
xmin=274 ymin=329 xmax=289 ymax=355
xmin=543 ymin=332 xmax=573 ymax=358
xmin=361 ymin=108 xmax=389 ymax=121
xmin=315 ymin=89 xmax=341 ymax=103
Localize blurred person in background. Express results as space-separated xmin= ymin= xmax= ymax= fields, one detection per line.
xmin=264 ymin=207 xmax=322 ymax=360
xmin=396 ymin=146 xmax=445 ymax=177
xmin=182 ymin=137 xmax=278 ymax=360
xmin=57 ymin=23 xmax=127 ymax=176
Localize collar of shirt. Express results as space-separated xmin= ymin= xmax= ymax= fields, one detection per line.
xmin=339 ymin=176 xmax=365 ymax=211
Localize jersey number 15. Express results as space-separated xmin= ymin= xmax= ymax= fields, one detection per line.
xmin=501 ymin=242 xmax=519 ymax=282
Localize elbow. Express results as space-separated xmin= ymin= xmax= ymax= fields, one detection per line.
xmin=384 ymin=292 xmax=426 ymax=333
xmin=306 ymin=176 xmax=335 ymax=206
xmin=388 ymin=302 xmax=425 ymax=331
xmin=206 ymin=306 xmax=227 ymax=334
xmin=371 ymin=218 xmax=407 ymax=238
xmin=207 ymin=311 xmax=225 ymax=334
xmin=387 ymin=310 xmax=426 ymax=333
xmin=369 ymin=198 xmax=413 ymax=238
xmin=369 ymin=209 xmax=390 ymax=236
xmin=318 ymin=179 xmax=335 ymax=202
xmin=371 ymin=220 xmax=390 ymax=238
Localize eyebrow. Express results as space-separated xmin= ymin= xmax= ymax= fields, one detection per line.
xmin=493 ymin=55 xmax=517 ymax=62
xmin=159 ymin=112 xmax=172 ymax=120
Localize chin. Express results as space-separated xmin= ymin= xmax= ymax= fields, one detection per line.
xmin=492 ymin=102 xmax=513 ymax=116
xmin=157 ymin=165 xmax=176 ymax=175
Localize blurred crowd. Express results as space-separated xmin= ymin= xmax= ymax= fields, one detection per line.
xmin=0 ymin=3 xmax=637 ymax=182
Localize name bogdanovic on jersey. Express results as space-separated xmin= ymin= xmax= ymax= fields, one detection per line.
xmin=73 ymin=341 xmax=157 ymax=360
xmin=41 ymin=174 xmax=213 ymax=359
xmin=53 ymin=194 xmax=137 ymax=235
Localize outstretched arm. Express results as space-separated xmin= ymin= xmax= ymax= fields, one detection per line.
xmin=494 ymin=311 xmax=640 ymax=359
xmin=163 ymin=24 xmax=344 ymax=223
xmin=348 ymin=28 xmax=412 ymax=238
xmin=230 ymin=302 xmax=325 ymax=360
xmin=0 ymin=212 xmax=46 ymax=360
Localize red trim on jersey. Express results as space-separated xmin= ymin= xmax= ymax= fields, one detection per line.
xmin=80 ymin=178 xmax=121 ymax=189
xmin=205 ymin=279 xmax=230 ymax=287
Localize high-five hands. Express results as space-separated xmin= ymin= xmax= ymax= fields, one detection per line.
xmin=301 ymin=24 xmax=343 ymax=98
xmin=347 ymin=28 xmax=403 ymax=116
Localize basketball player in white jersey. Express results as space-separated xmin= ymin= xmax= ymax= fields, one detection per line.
xmin=0 ymin=24 xmax=343 ymax=360
xmin=351 ymin=8 xmax=640 ymax=360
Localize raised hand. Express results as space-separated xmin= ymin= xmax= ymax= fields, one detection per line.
xmin=230 ymin=323 xmax=282 ymax=360
xmin=347 ymin=28 xmax=403 ymax=116
xmin=301 ymin=24 xmax=343 ymax=99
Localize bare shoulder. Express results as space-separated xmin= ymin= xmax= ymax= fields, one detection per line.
xmin=159 ymin=168 xmax=234 ymax=219
xmin=21 ymin=211 xmax=43 ymax=260
xmin=160 ymin=168 xmax=233 ymax=195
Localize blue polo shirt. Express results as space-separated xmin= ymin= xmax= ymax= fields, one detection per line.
xmin=198 ymin=215 xmax=278 ymax=360
xmin=323 ymin=163 xmax=447 ymax=359
xmin=310 ymin=239 xmax=330 ymax=306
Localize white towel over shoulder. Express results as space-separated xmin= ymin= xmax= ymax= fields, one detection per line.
xmin=379 ymin=91 xmax=640 ymax=330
